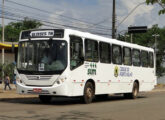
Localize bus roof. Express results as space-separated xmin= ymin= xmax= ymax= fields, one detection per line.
xmin=20 ymin=28 xmax=154 ymax=52
xmin=65 ymin=29 xmax=154 ymax=52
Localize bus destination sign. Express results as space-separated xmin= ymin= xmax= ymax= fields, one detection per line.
xmin=30 ymin=30 xmax=54 ymax=37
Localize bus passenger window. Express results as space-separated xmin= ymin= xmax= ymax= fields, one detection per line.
xmin=149 ymin=52 xmax=154 ymax=68
xmin=123 ymin=47 xmax=132 ymax=66
xmin=100 ymin=42 xmax=111 ymax=63
xmin=85 ymin=39 xmax=99 ymax=62
xmin=141 ymin=51 xmax=148 ymax=67
xmin=132 ymin=49 xmax=141 ymax=66
xmin=70 ymin=36 xmax=84 ymax=70
xmin=112 ymin=45 xmax=122 ymax=65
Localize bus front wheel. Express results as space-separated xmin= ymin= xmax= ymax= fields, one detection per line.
xmin=82 ymin=82 xmax=95 ymax=104
xmin=39 ymin=95 xmax=52 ymax=103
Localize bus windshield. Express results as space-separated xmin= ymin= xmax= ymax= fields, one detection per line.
xmin=17 ymin=40 xmax=67 ymax=74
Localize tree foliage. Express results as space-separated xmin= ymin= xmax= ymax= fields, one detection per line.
xmin=0 ymin=18 xmax=42 ymax=42
xmin=118 ymin=25 xmax=165 ymax=77
xmin=146 ymin=0 xmax=165 ymax=14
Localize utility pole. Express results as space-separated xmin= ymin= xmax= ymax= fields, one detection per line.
xmin=152 ymin=34 xmax=160 ymax=76
xmin=130 ymin=34 xmax=133 ymax=43
xmin=112 ymin=0 xmax=116 ymax=39
xmin=1 ymin=0 xmax=5 ymax=81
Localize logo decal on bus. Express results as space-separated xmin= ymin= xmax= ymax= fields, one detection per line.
xmin=85 ymin=62 xmax=97 ymax=75
xmin=114 ymin=66 xmax=133 ymax=77
xmin=120 ymin=67 xmax=133 ymax=77
xmin=114 ymin=66 xmax=119 ymax=77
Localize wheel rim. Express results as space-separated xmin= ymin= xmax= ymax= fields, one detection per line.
xmin=133 ymin=84 xmax=138 ymax=97
xmin=86 ymin=87 xmax=92 ymax=98
xmin=134 ymin=88 xmax=137 ymax=96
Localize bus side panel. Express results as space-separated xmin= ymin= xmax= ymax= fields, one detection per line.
xmin=138 ymin=68 xmax=156 ymax=92
xmin=69 ymin=65 xmax=87 ymax=96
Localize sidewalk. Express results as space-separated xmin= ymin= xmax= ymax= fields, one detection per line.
xmin=0 ymin=89 xmax=37 ymax=99
xmin=0 ymin=84 xmax=37 ymax=100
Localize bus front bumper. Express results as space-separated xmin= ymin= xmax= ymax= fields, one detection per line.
xmin=16 ymin=82 xmax=69 ymax=96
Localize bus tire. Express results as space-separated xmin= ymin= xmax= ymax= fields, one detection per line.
xmin=123 ymin=93 xmax=130 ymax=99
xmin=124 ymin=82 xmax=139 ymax=99
xmin=39 ymin=95 xmax=52 ymax=103
xmin=131 ymin=82 xmax=139 ymax=99
xmin=82 ymin=82 xmax=95 ymax=104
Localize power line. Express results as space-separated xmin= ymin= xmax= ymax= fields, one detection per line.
xmin=85 ymin=17 xmax=112 ymax=29
xmin=0 ymin=4 xmax=93 ymax=29
xmin=0 ymin=10 xmax=111 ymax=35
xmin=0 ymin=4 xmax=112 ymax=32
xmin=117 ymin=2 xmax=145 ymax=28
xmin=0 ymin=0 xmax=112 ymax=36
xmin=0 ymin=14 xmax=112 ymax=37
xmin=4 ymin=0 xmax=111 ymax=30
xmin=0 ymin=8 xmax=111 ymax=34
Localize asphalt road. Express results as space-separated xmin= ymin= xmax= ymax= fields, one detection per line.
xmin=0 ymin=92 xmax=165 ymax=120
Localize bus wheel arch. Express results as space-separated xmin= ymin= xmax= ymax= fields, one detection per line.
xmin=124 ymin=80 xmax=139 ymax=99
xmin=85 ymin=79 xmax=95 ymax=93
xmin=134 ymin=80 xmax=139 ymax=91
xmin=82 ymin=79 xmax=95 ymax=104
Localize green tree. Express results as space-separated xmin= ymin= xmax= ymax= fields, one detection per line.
xmin=0 ymin=18 xmax=42 ymax=42
xmin=146 ymin=0 xmax=165 ymax=14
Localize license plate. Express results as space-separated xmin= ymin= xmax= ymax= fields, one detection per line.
xmin=33 ymin=88 xmax=42 ymax=93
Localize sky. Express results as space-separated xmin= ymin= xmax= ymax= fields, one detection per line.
xmin=1 ymin=0 xmax=165 ymax=37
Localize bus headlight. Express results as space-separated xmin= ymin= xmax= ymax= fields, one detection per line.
xmin=55 ymin=76 xmax=67 ymax=85
xmin=14 ymin=69 xmax=25 ymax=85
xmin=16 ymin=75 xmax=25 ymax=85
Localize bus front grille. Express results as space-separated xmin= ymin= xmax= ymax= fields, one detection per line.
xmin=26 ymin=75 xmax=53 ymax=80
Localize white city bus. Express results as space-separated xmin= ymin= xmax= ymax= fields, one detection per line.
xmin=16 ymin=29 xmax=157 ymax=104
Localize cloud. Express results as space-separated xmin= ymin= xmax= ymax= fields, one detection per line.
xmin=3 ymin=0 xmax=165 ymax=36
xmin=116 ymin=0 xmax=154 ymax=29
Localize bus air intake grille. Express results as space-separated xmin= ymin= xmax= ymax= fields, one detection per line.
xmin=26 ymin=75 xmax=53 ymax=80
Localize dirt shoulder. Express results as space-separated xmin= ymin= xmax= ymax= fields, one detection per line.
xmin=0 ymin=89 xmax=37 ymax=99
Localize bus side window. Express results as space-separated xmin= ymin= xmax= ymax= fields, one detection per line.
xmin=112 ymin=45 xmax=122 ymax=65
xmin=132 ymin=49 xmax=141 ymax=67
xmin=85 ymin=39 xmax=99 ymax=62
xmin=149 ymin=52 xmax=154 ymax=68
xmin=141 ymin=51 xmax=149 ymax=67
xmin=70 ymin=36 xmax=84 ymax=70
xmin=100 ymin=42 xmax=111 ymax=63
xmin=123 ymin=47 xmax=132 ymax=66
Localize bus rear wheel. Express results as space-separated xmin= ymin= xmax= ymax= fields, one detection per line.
xmin=39 ymin=95 xmax=52 ymax=103
xmin=124 ymin=82 xmax=139 ymax=99
xmin=82 ymin=82 xmax=95 ymax=104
